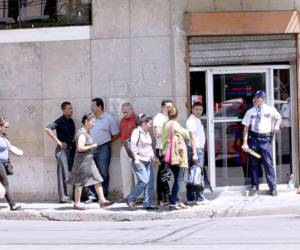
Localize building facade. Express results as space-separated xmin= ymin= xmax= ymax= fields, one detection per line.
xmin=0 ymin=0 xmax=299 ymax=201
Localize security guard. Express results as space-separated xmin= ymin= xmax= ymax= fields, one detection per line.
xmin=242 ymin=90 xmax=282 ymax=196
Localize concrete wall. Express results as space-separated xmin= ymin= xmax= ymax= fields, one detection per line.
xmin=1 ymin=0 xmax=300 ymax=201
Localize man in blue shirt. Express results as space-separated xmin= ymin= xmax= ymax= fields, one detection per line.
xmin=90 ymin=98 xmax=119 ymax=198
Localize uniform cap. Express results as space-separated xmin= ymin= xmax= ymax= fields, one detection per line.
xmin=254 ymin=90 xmax=266 ymax=98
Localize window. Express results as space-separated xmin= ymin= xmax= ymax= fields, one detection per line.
xmin=0 ymin=0 xmax=91 ymax=29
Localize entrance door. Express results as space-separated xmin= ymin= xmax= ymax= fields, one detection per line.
xmin=190 ymin=65 xmax=294 ymax=189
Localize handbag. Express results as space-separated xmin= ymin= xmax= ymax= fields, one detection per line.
xmin=164 ymin=122 xmax=174 ymax=164
xmin=186 ymin=163 xmax=205 ymax=193
xmin=123 ymin=132 xmax=141 ymax=159
xmin=4 ymin=159 xmax=14 ymax=176
xmin=0 ymin=182 xmax=5 ymax=198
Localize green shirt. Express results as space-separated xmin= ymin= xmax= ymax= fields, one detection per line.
xmin=162 ymin=120 xmax=189 ymax=155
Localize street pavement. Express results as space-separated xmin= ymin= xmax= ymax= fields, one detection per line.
xmin=0 ymin=215 xmax=300 ymax=250
xmin=1 ymin=188 xmax=300 ymax=221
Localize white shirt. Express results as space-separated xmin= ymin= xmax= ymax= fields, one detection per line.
xmin=242 ymin=103 xmax=281 ymax=133
xmin=130 ymin=127 xmax=154 ymax=162
xmin=186 ymin=114 xmax=205 ymax=149
xmin=280 ymin=97 xmax=290 ymax=128
xmin=153 ymin=112 xmax=168 ymax=149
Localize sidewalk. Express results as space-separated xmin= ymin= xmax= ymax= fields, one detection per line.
xmin=1 ymin=189 xmax=300 ymax=221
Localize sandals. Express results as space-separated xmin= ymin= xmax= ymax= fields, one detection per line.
xmin=178 ymin=203 xmax=188 ymax=209
xmin=99 ymin=200 xmax=113 ymax=208
xmin=73 ymin=204 xmax=86 ymax=210
xmin=169 ymin=204 xmax=182 ymax=211
xmin=169 ymin=203 xmax=189 ymax=211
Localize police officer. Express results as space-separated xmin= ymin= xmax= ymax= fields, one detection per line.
xmin=241 ymin=90 xmax=282 ymax=196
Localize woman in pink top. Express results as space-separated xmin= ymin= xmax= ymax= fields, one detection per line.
xmin=126 ymin=114 xmax=160 ymax=210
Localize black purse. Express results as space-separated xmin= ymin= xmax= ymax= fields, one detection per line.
xmin=4 ymin=159 xmax=13 ymax=176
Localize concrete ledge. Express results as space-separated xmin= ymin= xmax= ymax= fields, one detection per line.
xmin=1 ymin=191 xmax=300 ymax=221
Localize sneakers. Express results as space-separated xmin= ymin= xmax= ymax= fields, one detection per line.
xmin=125 ymin=199 xmax=136 ymax=210
xmin=195 ymin=199 xmax=211 ymax=205
xmin=270 ymin=190 xmax=278 ymax=196
xmin=10 ymin=204 xmax=22 ymax=211
xmin=248 ymin=186 xmax=258 ymax=197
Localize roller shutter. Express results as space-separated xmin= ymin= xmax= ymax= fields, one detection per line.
xmin=189 ymin=35 xmax=296 ymax=66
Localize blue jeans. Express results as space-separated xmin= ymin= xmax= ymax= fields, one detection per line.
xmin=127 ymin=160 xmax=154 ymax=208
xmin=93 ymin=142 xmax=111 ymax=197
xmin=169 ymin=165 xmax=184 ymax=205
xmin=187 ymin=148 xmax=206 ymax=202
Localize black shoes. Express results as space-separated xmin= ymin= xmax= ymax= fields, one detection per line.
xmin=248 ymin=186 xmax=258 ymax=197
xmin=10 ymin=204 xmax=22 ymax=211
xmin=144 ymin=206 xmax=158 ymax=211
xmin=248 ymin=187 xmax=278 ymax=197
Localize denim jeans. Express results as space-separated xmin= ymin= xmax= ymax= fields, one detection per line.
xmin=186 ymin=148 xmax=206 ymax=202
xmin=93 ymin=142 xmax=111 ymax=197
xmin=127 ymin=160 xmax=154 ymax=208
xmin=169 ymin=165 xmax=184 ymax=205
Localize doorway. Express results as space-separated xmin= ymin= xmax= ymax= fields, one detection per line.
xmin=189 ymin=65 xmax=295 ymax=189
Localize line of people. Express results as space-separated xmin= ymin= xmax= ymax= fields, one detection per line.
xmin=0 ymin=98 xmax=214 ymax=211
xmin=43 ymin=98 xmax=211 ymax=210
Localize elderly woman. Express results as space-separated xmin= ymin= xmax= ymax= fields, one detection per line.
xmin=0 ymin=117 xmax=23 ymax=211
xmin=162 ymin=106 xmax=189 ymax=210
xmin=126 ymin=114 xmax=160 ymax=210
xmin=66 ymin=113 xmax=112 ymax=210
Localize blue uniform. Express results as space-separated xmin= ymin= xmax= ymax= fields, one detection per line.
xmin=242 ymin=103 xmax=281 ymax=191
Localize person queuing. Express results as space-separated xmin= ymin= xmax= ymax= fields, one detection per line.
xmin=45 ymin=102 xmax=75 ymax=203
xmin=66 ymin=113 xmax=112 ymax=210
xmin=119 ymin=103 xmax=137 ymax=199
xmin=153 ymin=99 xmax=173 ymax=206
xmin=90 ymin=98 xmax=119 ymax=199
xmin=242 ymin=90 xmax=282 ymax=196
xmin=186 ymin=102 xmax=210 ymax=205
xmin=126 ymin=114 xmax=160 ymax=210
xmin=0 ymin=117 xmax=23 ymax=211
xmin=162 ymin=106 xmax=189 ymax=210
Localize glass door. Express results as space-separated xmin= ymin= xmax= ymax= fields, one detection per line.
xmin=190 ymin=65 xmax=295 ymax=189
xmin=206 ymin=69 xmax=268 ymax=188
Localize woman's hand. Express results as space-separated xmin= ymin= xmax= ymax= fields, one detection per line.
xmin=89 ymin=143 xmax=97 ymax=150
xmin=152 ymin=156 xmax=161 ymax=166
xmin=135 ymin=159 xmax=141 ymax=167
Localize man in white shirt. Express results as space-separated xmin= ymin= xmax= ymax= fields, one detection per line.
xmin=242 ymin=90 xmax=282 ymax=196
xmin=186 ymin=102 xmax=209 ymax=205
xmin=153 ymin=99 xmax=173 ymax=205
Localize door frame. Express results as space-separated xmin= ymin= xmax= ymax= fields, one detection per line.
xmin=189 ymin=65 xmax=296 ymax=191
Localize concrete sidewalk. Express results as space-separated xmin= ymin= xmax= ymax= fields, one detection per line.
xmin=1 ymin=189 xmax=300 ymax=221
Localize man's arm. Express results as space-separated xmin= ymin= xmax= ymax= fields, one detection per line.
xmin=154 ymin=126 xmax=162 ymax=138
xmin=44 ymin=127 xmax=65 ymax=148
xmin=273 ymin=109 xmax=282 ymax=132
xmin=241 ymin=125 xmax=249 ymax=152
xmin=111 ymin=134 xmax=119 ymax=142
xmin=189 ymin=131 xmax=198 ymax=162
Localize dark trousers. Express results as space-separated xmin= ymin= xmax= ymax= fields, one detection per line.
xmin=156 ymin=149 xmax=171 ymax=202
xmin=0 ymin=163 xmax=14 ymax=207
xmin=92 ymin=142 xmax=111 ymax=197
xmin=248 ymin=136 xmax=277 ymax=191
xmin=55 ymin=147 xmax=73 ymax=202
